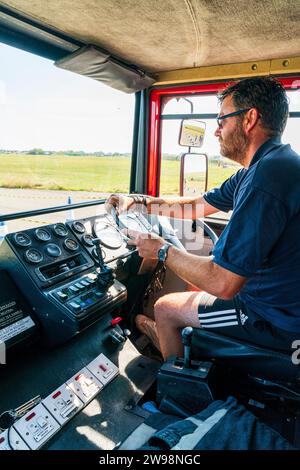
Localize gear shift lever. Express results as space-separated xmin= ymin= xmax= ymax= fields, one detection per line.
xmin=92 ymin=237 xmax=115 ymax=288
xmin=181 ymin=326 xmax=193 ymax=368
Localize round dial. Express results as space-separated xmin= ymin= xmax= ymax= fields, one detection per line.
xmin=46 ymin=243 xmax=62 ymax=257
xmin=64 ymin=238 xmax=79 ymax=251
xmin=72 ymin=221 xmax=85 ymax=234
xmin=93 ymin=221 xmax=122 ymax=249
xmin=24 ymin=248 xmax=43 ymax=264
xmin=13 ymin=232 xmax=31 ymax=247
xmin=35 ymin=228 xmax=51 ymax=242
xmin=53 ymin=223 xmax=68 ymax=237
xmin=82 ymin=234 xmax=94 ymax=247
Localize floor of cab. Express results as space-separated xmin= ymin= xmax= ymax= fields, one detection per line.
xmin=0 ymin=314 xmax=161 ymax=450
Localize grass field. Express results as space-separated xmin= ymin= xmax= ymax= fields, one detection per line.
xmin=0 ymin=154 xmax=239 ymax=194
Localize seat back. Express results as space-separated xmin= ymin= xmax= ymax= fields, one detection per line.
xmin=191 ymin=328 xmax=300 ymax=384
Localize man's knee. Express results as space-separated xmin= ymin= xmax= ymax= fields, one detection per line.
xmin=154 ymin=294 xmax=177 ymax=322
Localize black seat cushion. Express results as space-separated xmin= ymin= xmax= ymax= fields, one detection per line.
xmin=191 ymin=328 xmax=300 ymax=383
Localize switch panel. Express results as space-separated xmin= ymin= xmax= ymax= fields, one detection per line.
xmin=0 ymin=427 xmax=30 ymax=450
xmin=13 ymin=403 xmax=60 ymax=450
xmin=42 ymin=383 xmax=83 ymax=425
xmin=86 ymin=353 xmax=119 ymax=386
xmin=66 ymin=367 xmax=103 ymax=404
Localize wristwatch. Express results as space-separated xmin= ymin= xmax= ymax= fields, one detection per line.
xmin=158 ymin=243 xmax=172 ymax=262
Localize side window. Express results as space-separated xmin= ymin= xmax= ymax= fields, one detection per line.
xmin=0 ymin=43 xmax=134 ymax=232
xmin=283 ymin=90 xmax=300 ymax=154
xmin=159 ymin=94 xmax=240 ymax=219
xmin=159 ymin=88 xmax=300 ymax=219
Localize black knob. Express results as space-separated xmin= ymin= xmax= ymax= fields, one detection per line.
xmin=181 ymin=326 xmax=193 ymax=369
xmin=181 ymin=326 xmax=193 ymax=346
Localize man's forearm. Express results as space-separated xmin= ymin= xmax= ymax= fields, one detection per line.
xmin=165 ymin=246 xmax=245 ymax=299
xmin=165 ymin=246 xmax=221 ymax=296
xmin=146 ymin=196 xmax=217 ymax=219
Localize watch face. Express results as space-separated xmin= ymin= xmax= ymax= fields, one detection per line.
xmin=158 ymin=243 xmax=171 ymax=262
xmin=158 ymin=248 xmax=165 ymax=262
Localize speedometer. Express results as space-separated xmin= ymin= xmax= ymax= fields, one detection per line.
xmin=93 ymin=221 xmax=123 ymax=249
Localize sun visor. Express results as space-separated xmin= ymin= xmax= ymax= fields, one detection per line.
xmin=55 ymin=45 xmax=155 ymax=93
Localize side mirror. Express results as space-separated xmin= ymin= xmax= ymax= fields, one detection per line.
xmin=180 ymin=153 xmax=208 ymax=197
xmin=179 ymin=119 xmax=206 ymax=148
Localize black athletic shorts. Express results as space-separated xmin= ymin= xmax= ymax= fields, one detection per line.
xmin=197 ymin=293 xmax=300 ymax=353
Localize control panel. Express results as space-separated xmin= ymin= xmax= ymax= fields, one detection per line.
xmin=67 ymin=213 xmax=133 ymax=266
xmin=48 ymin=272 xmax=126 ymax=321
xmin=5 ymin=223 xmax=94 ymax=288
xmin=0 ymin=217 xmax=131 ymax=346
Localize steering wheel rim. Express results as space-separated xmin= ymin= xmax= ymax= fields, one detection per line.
xmin=148 ymin=214 xmax=218 ymax=250
xmin=195 ymin=218 xmax=218 ymax=246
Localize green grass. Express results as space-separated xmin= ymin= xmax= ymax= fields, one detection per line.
xmin=0 ymin=154 xmax=239 ymax=194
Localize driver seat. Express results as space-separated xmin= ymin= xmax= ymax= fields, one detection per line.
xmin=190 ymin=328 xmax=300 ymax=400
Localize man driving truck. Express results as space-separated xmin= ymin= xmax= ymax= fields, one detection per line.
xmin=106 ymin=77 xmax=300 ymax=361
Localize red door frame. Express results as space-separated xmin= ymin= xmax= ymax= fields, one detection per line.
xmin=147 ymin=77 xmax=300 ymax=196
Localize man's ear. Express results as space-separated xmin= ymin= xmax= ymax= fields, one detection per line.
xmin=244 ymin=108 xmax=260 ymax=133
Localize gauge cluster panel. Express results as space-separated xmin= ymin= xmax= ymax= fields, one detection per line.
xmin=0 ymin=218 xmax=130 ymax=345
xmin=6 ymin=223 xmax=94 ymax=288
xmin=67 ymin=213 xmax=132 ymax=266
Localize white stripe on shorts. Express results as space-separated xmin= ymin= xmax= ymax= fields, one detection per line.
xmin=202 ymin=321 xmax=239 ymax=328
xmin=199 ymin=309 xmax=236 ymax=318
xmin=200 ymin=315 xmax=237 ymax=324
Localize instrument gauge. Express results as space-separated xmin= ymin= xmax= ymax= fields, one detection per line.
xmin=82 ymin=234 xmax=94 ymax=247
xmin=24 ymin=248 xmax=43 ymax=264
xmin=35 ymin=228 xmax=51 ymax=242
xmin=72 ymin=221 xmax=85 ymax=234
xmin=13 ymin=232 xmax=31 ymax=247
xmin=64 ymin=238 xmax=79 ymax=251
xmin=93 ymin=221 xmax=122 ymax=249
xmin=53 ymin=223 xmax=68 ymax=237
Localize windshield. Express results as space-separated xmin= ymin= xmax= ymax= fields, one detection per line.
xmin=0 ymin=43 xmax=134 ymax=231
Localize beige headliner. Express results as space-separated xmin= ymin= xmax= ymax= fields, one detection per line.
xmin=1 ymin=0 xmax=300 ymax=74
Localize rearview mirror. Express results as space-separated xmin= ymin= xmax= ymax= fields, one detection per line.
xmin=179 ymin=119 xmax=206 ymax=148
xmin=180 ymin=153 xmax=208 ymax=196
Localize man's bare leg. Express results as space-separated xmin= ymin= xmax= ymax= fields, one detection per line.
xmin=154 ymin=291 xmax=204 ymax=360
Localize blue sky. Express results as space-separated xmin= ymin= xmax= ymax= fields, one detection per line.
xmin=0 ymin=43 xmax=299 ymax=155
xmin=0 ymin=43 xmax=135 ymax=152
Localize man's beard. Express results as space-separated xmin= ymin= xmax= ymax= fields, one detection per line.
xmin=219 ymin=122 xmax=249 ymax=165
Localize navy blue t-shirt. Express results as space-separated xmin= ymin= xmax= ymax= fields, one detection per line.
xmin=204 ymin=137 xmax=300 ymax=332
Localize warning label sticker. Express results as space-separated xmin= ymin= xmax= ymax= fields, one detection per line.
xmin=0 ymin=316 xmax=35 ymax=342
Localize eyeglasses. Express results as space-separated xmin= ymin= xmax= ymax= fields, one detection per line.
xmin=216 ymin=108 xmax=251 ymax=128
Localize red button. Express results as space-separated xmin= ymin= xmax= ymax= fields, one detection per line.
xmin=111 ymin=317 xmax=123 ymax=327
xmin=25 ymin=412 xmax=36 ymax=421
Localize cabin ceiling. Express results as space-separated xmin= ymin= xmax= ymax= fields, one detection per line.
xmin=0 ymin=0 xmax=299 ymax=73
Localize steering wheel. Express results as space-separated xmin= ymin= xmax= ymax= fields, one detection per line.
xmin=194 ymin=218 xmax=219 ymax=246
xmin=152 ymin=215 xmax=218 ymax=250
xmin=112 ymin=206 xmax=218 ymax=251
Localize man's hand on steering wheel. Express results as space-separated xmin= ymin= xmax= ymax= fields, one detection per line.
xmin=126 ymin=229 xmax=166 ymax=259
xmin=105 ymin=194 xmax=136 ymax=215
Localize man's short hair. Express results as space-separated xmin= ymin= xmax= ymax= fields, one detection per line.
xmin=218 ymin=77 xmax=289 ymax=136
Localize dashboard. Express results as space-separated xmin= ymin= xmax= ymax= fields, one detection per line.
xmin=0 ymin=210 xmax=163 ymax=451
xmin=0 ymin=211 xmax=152 ymax=349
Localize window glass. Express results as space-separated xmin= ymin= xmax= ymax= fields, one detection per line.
xmin=0 ymin=43 xmax=134 ymax=231
xmin=160 ymin=90 xmax=300 ymax=220
xmin=160 ymin=95 xmax=240 ymax=201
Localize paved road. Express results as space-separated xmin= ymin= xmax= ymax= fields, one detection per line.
xmin=0 ymin=188 xmax=109 ymax=233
